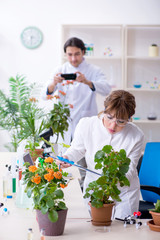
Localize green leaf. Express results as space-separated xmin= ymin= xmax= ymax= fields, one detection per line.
xmin=92 ymin=190 xmax=103 ymax=199
xmin=41 ymin=205 xmax=49 ymax=214
xmin=102 ymin=145 xmax=112 ymax=153
xmin=46 ymin=198 xmax=55 ymax=208
xmin=58 ymin=201 xmax=67 ymax=210
xmin=119 ymin=149 xmax=126 ymax=158
xmin=95 ymin=163 xmax=102 ymax=169
xmin=96 ymin=176 xmax=106 ymax=185
xmin=48 ymin=209 xmax=58 ymax=222
xmin=54 ymin=189 xmax=64 ymax=199
xmin=91 ymin=199 xmax=103 ymax=208
xmin=27 ymin=188 xmax=32 ymax=198
xmin=83 ymin=192 xmax=90 ymax=198
xmin=95 ymin=150 xmax=105 ymax=160
xmin=119 ymin=164 xmax=129 ymax=174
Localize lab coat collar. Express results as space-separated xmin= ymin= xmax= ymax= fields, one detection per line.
xmin=68 ymin=57 xmax=86 ymax=71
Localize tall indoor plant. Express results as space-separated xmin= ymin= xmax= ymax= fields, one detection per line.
xmin=0 ymin=75 xmax=48 ymax=152
xmin=84 ymin=145 xmax=131 ymax=226
xmin=0 ymin=75 xmax=31 ymax=151
xmin=23 ymin=156 xmax=68 ymax=236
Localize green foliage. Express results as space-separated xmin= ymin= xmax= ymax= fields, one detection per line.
xmin=0 ymin=75 xmax=72 ymax=151
xmin=0 ymin=75 xmax=49 ymax=151
xmin=46 ymin=102 xmax=70 ymax=143
xmin=149 ymin=199 xmax=160 ymax=213
xmin=84 ymin=145 xmax=131 ymax=208
xmin=0 ymin=75 xmax=31 ymax=151
xmin=23 ymin=158 xmax=68 ymax=222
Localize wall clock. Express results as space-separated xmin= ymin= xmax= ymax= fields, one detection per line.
xmin=21 ymin=26 xmax=43 ymax=49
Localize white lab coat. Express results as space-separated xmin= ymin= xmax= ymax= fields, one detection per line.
xmin=64 ymin=116 xmax=145 ymax=219
xmin=42 ymin=58 xmax=111 ymax=147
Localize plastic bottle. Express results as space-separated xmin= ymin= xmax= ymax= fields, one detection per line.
xmin=27 ymin=228 xmax=33 ymax=240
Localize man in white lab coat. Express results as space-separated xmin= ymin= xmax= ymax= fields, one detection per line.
xmin=43 ymin=37 xmax=111 ymax=146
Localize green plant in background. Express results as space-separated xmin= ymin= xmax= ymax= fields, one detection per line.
xmin=149 ymin=199 xmax=160 ymax=213
xmin=23 ymin=157 xmax=68 ymax=222
xmin=0 ymin=75 xmax=48 ymax=151
xmin=46 ymin=101 xmax=70 ymax=144
xmin=84 ymin=145 xmax=131 ymax=208
xmin=20 ymin=96 xmax=47 ymax=151
xmin=0 ymin=75 xmax=31 ymax=151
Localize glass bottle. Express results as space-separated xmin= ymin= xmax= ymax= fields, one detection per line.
xmin=27 ymin=228 xmax=33 ymax=240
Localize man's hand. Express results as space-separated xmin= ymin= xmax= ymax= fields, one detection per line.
xmin=48 ymin=73 xmax=64 ymax=93
xmin=75 ymin=71 xmax=93 ymax=89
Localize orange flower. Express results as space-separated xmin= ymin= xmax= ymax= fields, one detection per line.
xmin=29 ymin=97 xmax=37 ymax=102
xmin=47 ymin=168 xmax=54 ymax=175
xmin=68 ymin=104 xmax=73 ymax=109
xmin=54 ymin=171 xmax=62 ymax=179
xmin=60 ymin=183 xmax=68 ymax=188
xmin=59 ymin=90 xmax=66 ymax=96
xmin=46 ymin=95 xmax=54 ymax=100
xmin=31 ymin=174 xmax=41 ymax=184
xmin=66 ymin=80 xmax=74 ymax=85
xmin=54 ymin=95 xmax=60 ymax=99
xmin=44 ymin=173 xmax=54 ymax=182
xmin=29 ymin=165 xmax=37 ymax=173
xmin=44 ymin=157 xmax=53 ymax=163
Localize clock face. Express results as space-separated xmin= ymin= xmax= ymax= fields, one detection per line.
xmin=21 ymin=26 xmax=43 ymax=49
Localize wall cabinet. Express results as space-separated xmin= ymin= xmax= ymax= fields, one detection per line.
xmin=61 ymin=24 xmax=160 ymax=143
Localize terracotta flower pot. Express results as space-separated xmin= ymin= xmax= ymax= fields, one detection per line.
xmin=149 ymin=211 xmax=160 ymax=226
xmin=36 ymin=209 xmax=68 ymax=236
xmin=26 ymin=149 xmax=44 ymax=162
xmin=89 ymin=202 xmax=115 ymax=226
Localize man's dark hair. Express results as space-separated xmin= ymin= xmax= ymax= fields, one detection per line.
xmin=64 ymin=37 xmax=86 ymax=53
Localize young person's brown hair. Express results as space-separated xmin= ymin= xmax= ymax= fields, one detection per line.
xmin=103 ymin=90 xmax=136 ymax=120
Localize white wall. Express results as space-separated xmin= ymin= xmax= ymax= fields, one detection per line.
xmin=0 ymin=0 xmax=160 ymax=151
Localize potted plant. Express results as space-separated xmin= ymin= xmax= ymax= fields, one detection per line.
xmin=149 ymin=199 xmax=160 ymax=226
xmin=20 ymin=96 xmax=48 ymax=161
xmin=0 ymin=75 xmax=48 ymax=154
xmin=23 ymin=156 xmax=68 ymax=236
xmin=84 ymin=145 xmax=131 ymax=226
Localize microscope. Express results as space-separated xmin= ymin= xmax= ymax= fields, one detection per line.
xmin=39 ymin=128 xmax=53 ymax=157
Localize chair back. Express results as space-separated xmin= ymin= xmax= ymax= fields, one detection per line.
xmin=139 ymin=142 xmax=160 ymax=203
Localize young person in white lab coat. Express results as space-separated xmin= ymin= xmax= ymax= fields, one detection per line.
xmin=42 ymin=37 xmax=111 ymax=145
xmin=60 ymin=90 xmax=144 ymax=219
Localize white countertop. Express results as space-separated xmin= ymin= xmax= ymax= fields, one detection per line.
xmin=0 ymin=152 xmax=159 ymax=240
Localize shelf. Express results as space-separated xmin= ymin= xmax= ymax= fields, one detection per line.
xmin=62 ymin=56 xmax=122 ymax=60
xmin=133 ymin=119 xmax=160 ymax=124
xmin=62 ymin=24 xmax=160 ymax=142
xmin=126 ymin=88 xmax=160 ymax=92
xmin=126 ymin=56 xmax=160 ymax=60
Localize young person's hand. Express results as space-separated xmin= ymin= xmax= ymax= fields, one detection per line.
xmin=56 ymin=155 xmax=72 ymax=168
